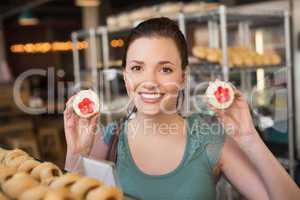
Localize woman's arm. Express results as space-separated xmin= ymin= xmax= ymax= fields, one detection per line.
xmin=235 ymin=132 xmax=300 ymax=200
xmin=211 ymin=90 xmax=300 ymax=200
xmin=88 ymin=129 xmax=109 ymax=160
xmin=65 ymin=128 xmax=109 ymax=171
xmin=64 ymin=95 xmax=108 ymax=172
xmin=219 ymin=136 xmax=269 ymax=200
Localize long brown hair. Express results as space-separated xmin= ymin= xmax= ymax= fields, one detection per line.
xmin=106 ymin=17 xmax=189 ymax=162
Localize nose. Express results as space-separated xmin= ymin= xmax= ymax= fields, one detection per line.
xmin=140 ymin=71 xmax=159 ymax=91
xmin=141 ymin=81 xmax=158 ymax=91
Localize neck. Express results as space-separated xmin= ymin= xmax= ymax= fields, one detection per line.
xmin=129 ymin=112 xmax=185 ymax=137
xmin=135 ymin=112 xmax=182 ymax=124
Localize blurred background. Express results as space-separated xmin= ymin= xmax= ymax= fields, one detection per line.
xmin=0 ymin=0 xmax=300 ymax=199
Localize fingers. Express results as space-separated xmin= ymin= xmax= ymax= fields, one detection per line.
xmin=89 ymin=113 xmax=100 ymax=134
xmin=90 ymin=113 xmax=100 ymax=126
xmin=64 ymin=106 xmax=73 ymax=120
xmin=207 ymin=103 xmax=227 ymax=119
xmin=66 ymin=95 xmax=75 ymax=107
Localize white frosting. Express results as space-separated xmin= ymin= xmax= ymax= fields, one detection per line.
xmin=72 ymin=90 xmax=100 ymax=118
xmin=205 ymin=80 xmax=235 ymax=109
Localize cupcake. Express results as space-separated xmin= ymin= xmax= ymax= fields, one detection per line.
xmin=72 ymin=90 xmax=100 ymax=118
xmin=205 ymin=79 xmax=235 ymax=109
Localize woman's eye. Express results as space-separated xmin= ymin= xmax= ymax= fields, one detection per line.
xmin=131 ymin=65 xmax=142 ymax=71
xmin=161 ymin=67 xmax=173 ymax=73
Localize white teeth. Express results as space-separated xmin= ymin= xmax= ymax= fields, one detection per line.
xmin=140 ymin=93 xmax=162 ymax=99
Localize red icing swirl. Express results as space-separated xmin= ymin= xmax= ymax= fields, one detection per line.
xmin=78 ymin=98 xmax=95 ymax=115
xmin=214 ymin=86 xmax=230 ymax=103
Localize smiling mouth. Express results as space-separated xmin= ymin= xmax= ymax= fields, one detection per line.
xmin=138 ymin=92 xmax=165 ymax=103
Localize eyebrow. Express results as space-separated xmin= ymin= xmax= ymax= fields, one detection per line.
xmin=129 ymin=60 xmax=144 ymax=65
xmin=129 ymin=60 xmax=175 ymax=66
xmin=158 ymin=61 xmax=176 ymax=66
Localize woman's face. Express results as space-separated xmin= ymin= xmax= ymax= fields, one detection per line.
xmin=123 ymin=37 xmax=185 ymax=116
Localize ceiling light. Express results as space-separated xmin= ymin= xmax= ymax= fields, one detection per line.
xmin=18 ymin=10 xmax=39 ymax=26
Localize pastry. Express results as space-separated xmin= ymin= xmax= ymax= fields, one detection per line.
xmin=206 ymin=48 xmax=220 ymax=63
xmin=0 ymin=149 xmax=8 ymax=164
xmin=50 ymin=173 xmax=82 ymax=189
xmin=19 ymin=185 xmax=49 ymax=200
xmin=0 ymin=167 xmax=16 ymax=184
xmin=70 ymin=177 xmax=103 ymax=199
xmin=43 ymin=176 xmax=58 ymax=186
xmin=205 ymin=79 xmax=235 ymax=109
xmin=18 ymin=159 xmax=41 ymax=174
xmin=44 ymin=188 xmax=80 ymax=200
xmin=86 ymin=185 xmax=123 ymax=200
xmin=254 ymin=54 xmax=264 ymax=66
xmin=5 ymin=155 xmax=33 ymax=169
xmin=262 ymin=54 xmax=272 ymax=66
xmin=72 ymin=89 xmax=100 ymax=118
xmin=231 ymin=54 xmax=243 ymax=67
xmin=3 ymin=149 xmax=28 ymax=166
xmin=192 ymin=46 xmax=206 ymax=60
xmin=31 ymin=162 xmax=62 ymax=182
xmin=0 ymin=192 xmax=7 ymax=200
xmin=270 ymin=53 xmax=281 ymax=65
xmin=1 ymin=172 xmax=39 ymax=199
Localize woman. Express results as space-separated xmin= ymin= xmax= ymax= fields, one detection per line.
xmin=64 ymin=18 xmax=300 ymax=200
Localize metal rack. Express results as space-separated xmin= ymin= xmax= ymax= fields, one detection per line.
xmin=179 ymin=6 xmax=295 ymax=179
xmin=71 ymin=4 xmax=295 ymax=185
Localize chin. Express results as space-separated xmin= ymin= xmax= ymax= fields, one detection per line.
xmin=136 ymin=105 xmax=161 ymax=116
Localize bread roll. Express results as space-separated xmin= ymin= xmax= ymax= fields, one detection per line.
xmin=43 ymin=176 xmax=58 ymax=186
xmin=231 ymin=54 xmax=243 ymax=67
xmin=44 ymin=188 xmax=80 ymax=200
xmin=18 ymin=159 xmax=41 ymax=174
xmin=1 ymin=172 xmax=39 ymax=199
xmin=0 ymin=167 xmax=16 ymax=184
xmin=192 ymin=46 xmax=207 ymax=60
xmin=19 ymin=185 xmax=49 ymax=200
xmin=270 ymin=53 xmax=281 ymax=65
xmin=0 ymin=192 xmax=8 ymax=200
xmin=31 ymin=162 xmax=62 ymax=182
xmin=86 ymin=185 xmax=123 ymax=200
xmin=50 ymin=173 xmax=82 ymax=189
xmin=243 ymin=56 xmax=255 ymax=67
xmin=206 ymin=49 xmax=220 ymax=63
xmin=262 ymin=54 xmax=272 ymax=66
xmin=0 ymin=149 xmax=8 ymax=164
xmin=3 ymin=149 xmax=28 ymax=166
xmin=5 ymin=155 xmax=33 ymax=169
xmin=254 ymin=54 xmax=264 ymax=66
xmin=70 ymin=177 xmax=103 ymax=199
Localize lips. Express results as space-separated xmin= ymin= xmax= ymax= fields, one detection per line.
xmin=138 ymin=92 xmax=164 ymax=103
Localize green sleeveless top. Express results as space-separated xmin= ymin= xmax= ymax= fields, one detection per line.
xmin=103 ymin=112 xmax=226 ymax=200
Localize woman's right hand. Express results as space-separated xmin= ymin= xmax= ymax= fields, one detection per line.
xmin=63 ymin=96 xmax=100 ymax=156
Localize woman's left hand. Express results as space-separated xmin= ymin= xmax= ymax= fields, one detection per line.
xmin=209 ymin=90 xmax=259 ymax=145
